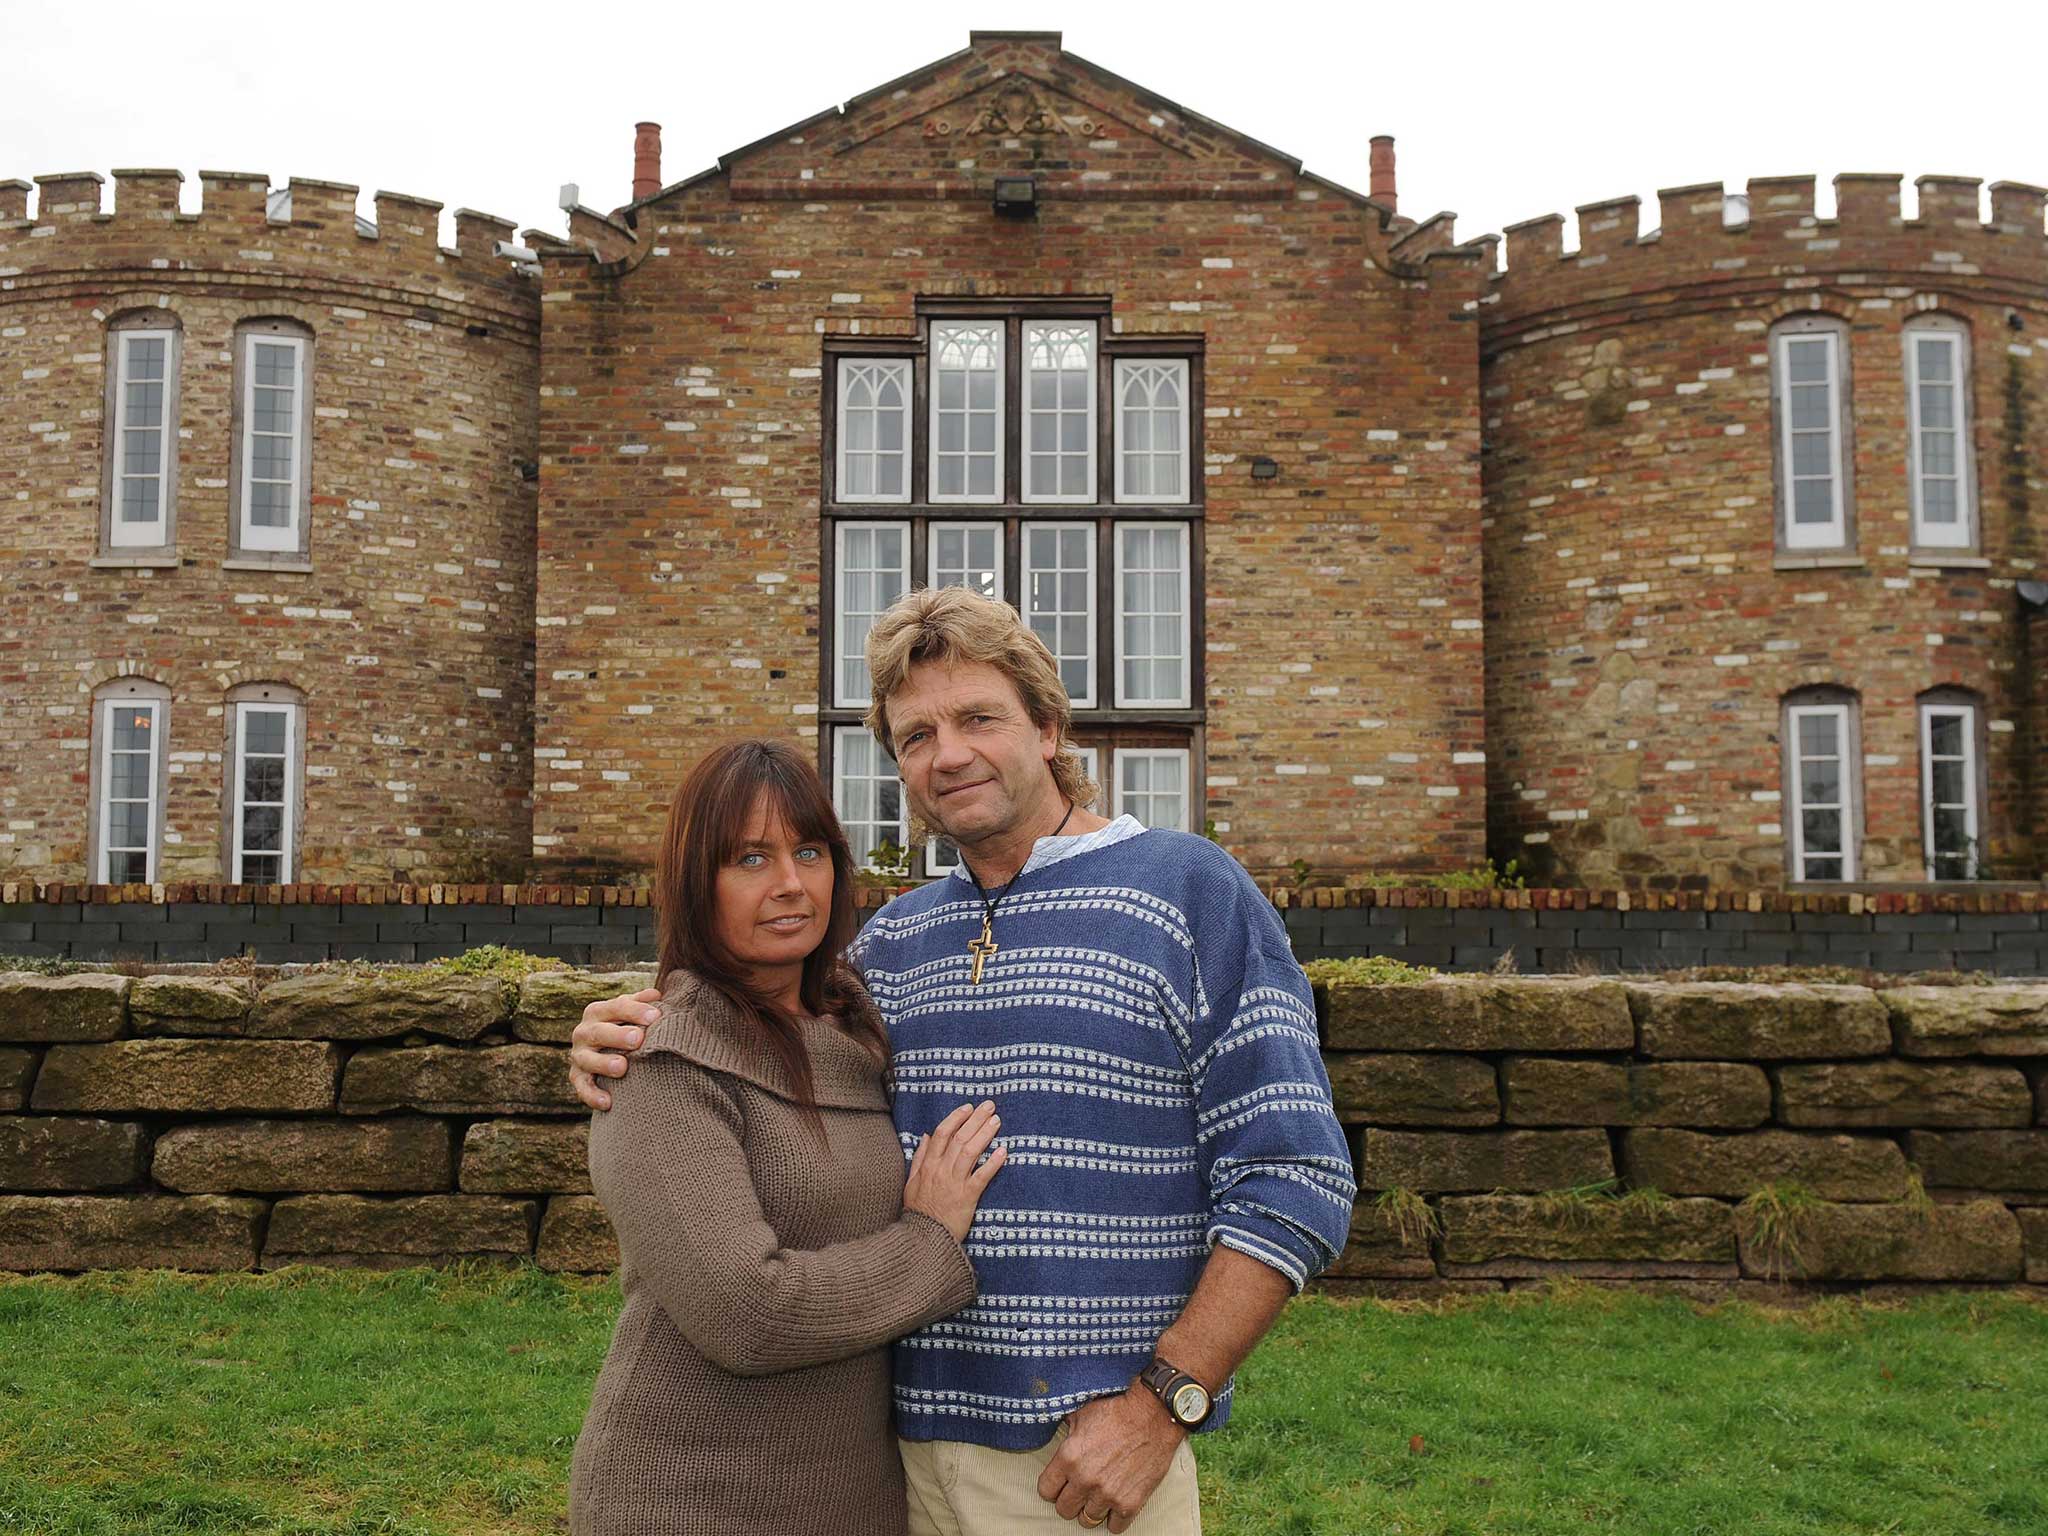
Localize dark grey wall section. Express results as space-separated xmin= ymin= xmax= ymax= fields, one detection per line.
xmin=2 ymin=901 xmax=2043 ymax=975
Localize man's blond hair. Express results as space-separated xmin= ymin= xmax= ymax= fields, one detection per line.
xmin=863 ymin=586 xmax=1099 ymax=814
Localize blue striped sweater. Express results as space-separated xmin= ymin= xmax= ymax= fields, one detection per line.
xmin=850 ymin=818 xmax=1356 ymax=1450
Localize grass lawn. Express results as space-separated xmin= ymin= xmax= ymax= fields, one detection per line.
xmin=0 ymin=1268 xmax=2041 ymax=1535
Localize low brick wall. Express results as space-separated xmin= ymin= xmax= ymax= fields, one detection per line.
xmin=1 ymin=967 xmax=2044 ymax=1291
xmin=4 ymin=882 xmax=2046 ymax=974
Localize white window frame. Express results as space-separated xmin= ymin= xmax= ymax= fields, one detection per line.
xmin=1786 ymin=702 xmax=1857 ymax=882
xmin=1905 ymin=324 xmax=1973 ymax=550
xmin=1919 ymin=701 xmax=1980 ymax=881
xmin=230 ymin=700 xmax=299 ymax=886
xmin=929 ymin=321 xmax=1005 ymax=504
xmin=1775 ymin=328 xmax=1847 ymax=551
xmin=1113 ymin=358 xmax=1191 ymax=505
xmin=832 ymin=726 xmax=908 ymax=870
xmin=237 ymin=331 xmax=307 ymax=553
xmin=927 ymin=521 xmax=1004 ymax=601
xmin=835 ymin=358 xmax=912 ymax=505
xmin=110 ymin=327 xmax=176 ymax=548
xmin=834 ymin=520 xmax=911 ymax=709
xmin=1021 ymin=319 xmax=1097 ymax=504
xmin=1021 ymin=520 xmax=1097 ymax=708
xmin=96 ymin=695 xmax=164 ymax=884
xmin=1114 ymin=521 xmax=1192 ymax=709
xmin=1113 ymin=748 xmax=1191 ymax=833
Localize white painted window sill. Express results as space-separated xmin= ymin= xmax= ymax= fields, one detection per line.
xmin=221 ymin=558 xmax=314 ymax=573
xmin=89 ymin=553 xmax=180 ymax=569
xmin=1905 ymin=554 xmax=1990 ymax=569
xmin=1772 ymin=554 xmax=1865 ymax=570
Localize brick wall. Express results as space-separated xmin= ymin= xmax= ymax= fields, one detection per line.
xmin=0 ymin=170 xmax=541 ymax=885
xmin=530 ymin=32 xmax=1489 ymax=881
xmin=1481 ymin=176 xmax=2047 ymax=889
xmin=3 ymin=967 xmax=2042 ymax=1292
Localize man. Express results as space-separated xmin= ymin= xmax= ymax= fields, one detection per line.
xmin=570 ymin=587 xmax=1355 ymax=1535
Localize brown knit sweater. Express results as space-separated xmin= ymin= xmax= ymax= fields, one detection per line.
xmin=568 ymin=968 xmax=978 ymax=1536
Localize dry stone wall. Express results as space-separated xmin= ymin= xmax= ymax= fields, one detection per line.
xmin=1 ymin=964 xmax=2044 ymax=1290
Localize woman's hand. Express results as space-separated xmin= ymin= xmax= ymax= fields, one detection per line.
xmin=902 ymin=1100 xmax=1006 ymax=1243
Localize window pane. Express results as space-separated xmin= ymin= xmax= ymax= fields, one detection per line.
xmin=1788 ymin=384 xmax=1829 ymax=431
xmin=1791 ymin=432 xmax=1831 ymax=477
xmin=1916 ymin=336 xmax=1952 ymax=383
xmin=1931 ymin=757 xmax=1964 ymax=807
xmin=109 ymin=752 xmax=150 ymax=801
xmin=833 ymin=728 xmax=904 ymax=867
xmin=113 ymin=800 xmax=152 ymax=850
xmin=243 ymin=756 xmax=286 ymax=803
xmin=241 ymin=854 xmax=282 ymax=888
xmin=112 ymin=709 xmax=156 ymax=752
xmin=244 ymin=710 xmax=287 ymax=756
xmin=1786 ymin=338 xmax=1828 ymax=384
xmin=1801 ymin=807 xmax=1842 ymax=855
xmin=1792 ymin=477 xmax=1834 ymax=523
xmin=120 ymin=478 xmax=159 ymax=522
xmin=1921 ymin=477 xmax=1957 ymax=523
xmin=1931 ymin=806 xmax=1971 ymax=857
xmin=1928 ymin=714 xmax=1962 ymax=757
xmin=1799 ymin=759 xmax=1841 ymax=807
xmin=242 ymin=805 xmax=284 ymax=852
xmin=108 ymin=850 xmax=149 ymax=883
xmin=1803 ymin=855 xmax=1843 ymax=881
xmin=254 ymin=342 xmax=296 ymax=387
xmin=1918 ymin=384 xmax=1954 ymax=431
xmin=250 ymin=482 xmax=290 ymax=527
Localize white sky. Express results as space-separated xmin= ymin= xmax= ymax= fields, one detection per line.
xmin=8 ymin=0 xmax=2046 ymax=258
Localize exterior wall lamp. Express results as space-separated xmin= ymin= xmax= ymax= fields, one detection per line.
xmin=993 ymin=176 xmax=1036 ymax=217
xmin=1250 ymin=456 xmax=1279 ymax=480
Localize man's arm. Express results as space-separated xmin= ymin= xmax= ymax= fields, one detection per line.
xmin=1036 ymin=1246 xmax=1290 ymax=1533
xmin=568 ymin=989 xmax=662 ymax=1112
xmin=1038 ymin=850 xmax=1356 ymax=1532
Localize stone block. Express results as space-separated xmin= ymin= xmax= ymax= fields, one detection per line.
xmin=1324 ymin=1199 xmax=1437 ymax=1278
xmin=0 ymin=1048 xmax=34 ymax=1110
xmin=1359 ymin=1128 xmax=1613 ymax=1193
xmin=1904 ymin=1131 xmax=2048 ymax=1195
xmin=0 ymin=1117 xmax=148 ymax=1190
xmin=1324 ymin=977 xmax=1630 ymax=1052
xmin=1503 ymin=1058 xmax=1770 ymax=1128
xmin=254 ymin=971 xmax=512 ymax=1041
xmin=0 ymin=1194 xmax=264 ymax=1271
xmin=535 ymin=1194 xmax=619 ymax=1272
xmin=152 ymin=1117 xmax=456 ymax=1193
xmin=1621 ymin=1128 xmax=1910 ymax=1201
xmin=129 ymin=976 xmax=258 ymax=1036
xmin=1734 ymin=1199 xmax=2020 ymax=1282
xmin=1630 ymin=982 xmax=1889 ymax=1059
xmin=2019 ymin=1207 xmax=2048 ymax=1284
xmin=459 ymin=1118 xmax=591 ymax=1193
xmin=0 ymin=974 xmax=129 ymax=1043
xmin=341 ymin=1043 xmax=582 ymax=1115
xmin=261 ymin=1193 xmax=537 ymax=1269
xmin=1325 ymin=1052 xmax=1498 ymax=1126
xmin=1777 ymin=1062 xmax=2032 ymax=1129
xmin=1439 ymin=1193 xmax=1735 ymax=1275
xmin=32 ymin=1040 xmax=342 ymax=1114
xmin=1882 ymin=985 xmax=2048 ymax=1058
xmin=512 ymin=969 xmax=657 ymax=1043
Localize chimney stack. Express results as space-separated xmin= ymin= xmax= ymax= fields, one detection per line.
xmin=1369 ymin=135 xmax=1397 ymax=214
xmin=632 ymin=122 xmax=663 ymax=203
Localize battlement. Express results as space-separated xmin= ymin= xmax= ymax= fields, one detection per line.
xmin=0 ymin=168 xmax=537 ymax=291
xmin=1487 ymin=172 xmax=2048 ymax=328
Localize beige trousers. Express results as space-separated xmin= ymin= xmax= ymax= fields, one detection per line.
xmin=899 ymin=1422 xmax=1201 ymax=1536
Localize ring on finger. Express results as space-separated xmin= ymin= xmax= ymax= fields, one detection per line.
xmin=1079 ymin=1512 xmax=1109 ymax=1529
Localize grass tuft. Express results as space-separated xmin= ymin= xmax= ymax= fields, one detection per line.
xmin=1740 ymin=1179 xmax=1826 ymax=1281
xmin=1371 ymin=1187 xmax=1442 ymax=1247
xmin=1302 ymin=955 xmax=1440 ymax=987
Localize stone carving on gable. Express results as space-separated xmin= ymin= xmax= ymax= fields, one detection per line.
xmin=924 ymin=79 xmax=1096 ymax=140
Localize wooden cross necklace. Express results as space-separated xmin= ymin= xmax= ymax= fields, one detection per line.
xmin=963 ymin=800 xmax=1075 ymax=985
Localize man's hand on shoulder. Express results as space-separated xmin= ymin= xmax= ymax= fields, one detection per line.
xmin=568 ymin=989 xmax=661 ymax=1111
xmin=1036 ymin=1382 xmax=1184 ymax=1534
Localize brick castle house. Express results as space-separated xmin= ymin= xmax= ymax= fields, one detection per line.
xmin=3 ymin=32 xmax=2042 ymax=893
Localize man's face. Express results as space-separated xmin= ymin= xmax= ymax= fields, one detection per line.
xmin=883 ymin=659 xmax=1060 ymax=848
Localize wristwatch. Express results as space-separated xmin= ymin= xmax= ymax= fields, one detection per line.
xmin=1136 ymin=1357 xmax=1213 ymax=1429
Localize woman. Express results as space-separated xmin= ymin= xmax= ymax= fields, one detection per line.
xmin=568 ymin=738 xmax=1005 ymax=1536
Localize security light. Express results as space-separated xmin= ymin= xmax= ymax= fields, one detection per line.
xmin=993 ymin=177 xmax=1036 ymax=217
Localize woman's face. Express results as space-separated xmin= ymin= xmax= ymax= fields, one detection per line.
xmin=713 ymin=793 xmax=835 ymax=981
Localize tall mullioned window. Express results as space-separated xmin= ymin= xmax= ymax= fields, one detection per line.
xmin=1903 ymin=316 xmax=1976 ymax=551
xmin=230 ymin=320 xmax=314 ymax=561
xmin=91 ymin=678 xmax=170 ymax=884
xmin=1781 ymin=689 xmax=1861 ymax=882
xmin=1771 ymin=318 xmax=1851 ymax=552
xmin=1918 ymin=693 xmax=1982 ymax=880
xmin=821 ymin=301 xmax=1204 ymax=874
xmin=109 ymin=328 xmax=177 ymax=547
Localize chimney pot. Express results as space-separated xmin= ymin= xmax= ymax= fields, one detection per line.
xmin=1369 ymin=134 xmax=1397 ymax=215
xmin=633 ymin=122 xmax=663 ymax=203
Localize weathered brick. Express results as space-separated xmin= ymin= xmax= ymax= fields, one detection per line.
xmin=1776 ymin=1062 xmax=2033 ymax=1129
xmin=152 ymin=1117 xmax=457 ymax=1193
xmin=32 ymin=1040 xmax=342 ymax=1114
xmin=1621 ymin=1128 xmax=1910 ymax=1201
xmin=261 ymin=1194 xmax=537 ymax=1269
xmin=0 ymin=1194 xmax=264 ymax=1271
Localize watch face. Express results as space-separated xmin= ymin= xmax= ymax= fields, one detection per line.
xmin=1171 ymin=1382 xmax=1210 ymax=1423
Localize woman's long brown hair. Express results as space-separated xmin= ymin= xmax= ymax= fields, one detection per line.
xmin=653 ymin=738 xmax=884 ymax=1123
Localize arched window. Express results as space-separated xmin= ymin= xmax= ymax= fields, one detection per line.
xmin=88 ymin=676 xmax=171 ymax=884
xmin=835 ymin=359 xmax=910 ymax=503
xmin=1780 ymin=685 xmax=1862 ymax=882
xmin=223 ymin=681 xmax=307 ymax=886
xmin=1114 ymin=359 xmax=1189 ymax=504
xmin=1769 ymin=315 xmax=1855 ymax=553
xmin=1902 ymin=314 xmax=1978 ymax=553
xmin=101 ymin=311 xmax=183 ymax=556
xmin=229 ymin=318 xmax=315 ymax=563
xmin=1918 ymin=687 xmax=1986 ymax=880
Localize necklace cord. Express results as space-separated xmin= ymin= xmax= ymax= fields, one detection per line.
xmin=966 ymin=799 xmax=1076 ymax=926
